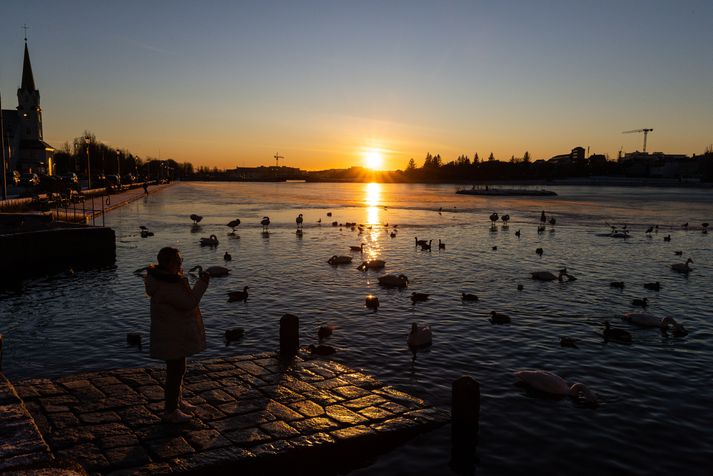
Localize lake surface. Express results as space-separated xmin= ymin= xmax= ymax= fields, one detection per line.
xmin=2 ymin=182 xmax=712 ymax=475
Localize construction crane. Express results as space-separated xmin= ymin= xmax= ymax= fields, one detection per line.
xmin=622 ymin=128 xmax=654 ymax=152
xmin=273 ymin=152 xmax=284 ymax=167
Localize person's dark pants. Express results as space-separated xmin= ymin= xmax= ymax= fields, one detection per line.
xmin=165 ymin=357 xmax=186 ymax=413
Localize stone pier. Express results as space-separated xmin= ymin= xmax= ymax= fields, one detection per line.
xmin=2 ymin=352 xmax=448 ymax=474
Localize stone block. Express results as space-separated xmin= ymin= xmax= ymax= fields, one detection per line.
xmin=224 ymin=427 xmax=272 ymax=446
xmin=259 ymin=421 xmax=299 ymax=439
xmin=190 ymin=403 xmax=226 ymax=422
xmin=143 ymin=435 xmax=195 ymax=460
xmin=358 ymin=406 xmax=394 ymax=421
xmin=184 ymin=429 xmax=232 ymax=451
xmin=117 ymin=406 xmax=161 ymax=428
xmin=56 ymin=442 xmax=109 ymax=472
xmin=199 ymin=388 xmax=235 ymax=405
xmin=136 ymin=385 xmax=164 ymax=402
xmin=47 ymin=411 xmax=80 ymax=430
xmin=265 ymin=400 xmax=304 ymax=422
xmin=325 ymin=404 xmax=368 ymax=425
xmin=288 ymin=399 xmax=325 ymax=418
xmin=79 ymin=410 xmax=121 ymax=424
xmin=290 ymin=417 xmax=339 ymax=434
xmin=288 ymin=431 xmax=335 ymax=450
xmin=171 ymin=445 xmax=254 ymax=473
xmin=47 ymin=427 xmax=96 ymax=449
xmin=103 ymin=444 xmax=151 ymax=469
xmin=209 ymin=410 xmax=275 ymax=432
xmin=342 ymin=394 xmax=389 ymax=410
xmin=96 ymin=432 xmax=140 ymax=450
xmin=332 ymin=385 xmax=371 ymax=400
xmin=330 ymin=424 xmax=375 ymax=442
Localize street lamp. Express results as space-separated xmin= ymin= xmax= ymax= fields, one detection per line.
xmin=85 ymin=136 xmax=91 ymax=189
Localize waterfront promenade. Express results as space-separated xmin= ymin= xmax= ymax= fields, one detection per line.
xmin=0 ymin=351 xmax=447 ymax=474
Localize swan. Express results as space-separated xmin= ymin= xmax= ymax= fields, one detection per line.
xmin=200 ymin=234 xmax=219 ymax=247
xmin=622 ymin=312 xmax=676 ymax=329
xmin=490 ymin=311 xmax=511 ymax=324
xmin=643 ymin=282 xmax=660 ymax=291
xmin=188 ymin=265 xmax=230 ymax=277
xmin=296 ymin=213 xmax=303 ymax=229
xmin=438 ymin=239 xmax=445 ymax=250
xmin=349 ymin=243 xmax=365 ymax=252
xmin=411 ymin=292 xmax=429 ymax=303
xmin=378 ymin=274 xmax=409 ymax=288
xmin=190 ymin=214 xmax=203 ymax=225
xmin=327 ymin=255 xmax=352 ymax=265
xmin=357 ymin=260 xmax=386 ymax=271
xmin=415 ymin=237 xmax=428 ymax=247
xmin=224 ymin=251 xmax=232 ymax=261
xmin=365 ymin=295 xmax=380 ymax=310
xmin=603 ymin=321 xmax=631 ymax=343
xmin=226 ymin=219 xmax=241 ymax=233
xmin=610 ymin=281 xmax=625 ymax=289
xmin=671 ymin=258 xmax=693 ymax=273
xmin=531 ymin=269 xmax=567 ymax=282
xmin=227 ymin=286 xmax=249 ymax=302
xmin=407 ymin=323 xmax=432 ymax=348
xmin=514 ymin=370 xmax=597 ymax=404
xmin=261 ymin=216 xmax=270 ymax=231
xmin=462 ymin=292 xmax=479 ymax=302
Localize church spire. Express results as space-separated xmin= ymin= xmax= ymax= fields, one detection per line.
xmin=21 ymin=40 xmax=37 ymax=92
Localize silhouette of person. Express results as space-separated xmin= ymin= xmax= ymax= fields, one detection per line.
xmin=540 ymin=210 xmax=546 ymax=223
xmin=143 ymin=182 xmax=149 ymax=195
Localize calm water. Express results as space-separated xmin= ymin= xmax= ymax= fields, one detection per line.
xmin=2 ymin=182 xmax=712 ymax=475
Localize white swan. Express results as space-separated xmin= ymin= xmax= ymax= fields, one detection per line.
xmin=515 ymin=370 xmax=597 ymax=404
xmin=407 ymin=323 xmax=432 ymax=348
xmin=671 ymin=258 xmax=693 ymax=273
xmin=200 ymin=234 xmax=219 ymax=246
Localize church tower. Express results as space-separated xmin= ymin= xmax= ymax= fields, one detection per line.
xmin=17 ymin=41 xmax=44 ymax=143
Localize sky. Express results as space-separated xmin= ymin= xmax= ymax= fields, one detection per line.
xmin=1 ymin=1 xmax=712 ymax=171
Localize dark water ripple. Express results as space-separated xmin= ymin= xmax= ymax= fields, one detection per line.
xmin=1 ymin=182 xmax=712 ymax=475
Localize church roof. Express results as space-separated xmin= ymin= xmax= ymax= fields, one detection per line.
xmin=20 ymin=139 xmax=54 ymax=151
xmin=21 ymin=42 xmax=37 ymax=91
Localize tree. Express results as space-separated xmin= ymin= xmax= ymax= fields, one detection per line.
xmin=523 ymin=151 xmax=531 ymax=163
xmin=488 ymin=152 xmax=495 ymax=161
xmin=473 ymin=152 xmax=480 ymax=164
xmin=406 ymin=158 xmax=417 ymax=171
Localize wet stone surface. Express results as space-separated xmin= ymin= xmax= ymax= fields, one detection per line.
xmin=4 ymin=352 xmax=448 ymax=474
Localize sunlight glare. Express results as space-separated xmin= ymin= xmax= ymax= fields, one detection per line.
xmin=364 ymin=149 xmax=384 ymax=170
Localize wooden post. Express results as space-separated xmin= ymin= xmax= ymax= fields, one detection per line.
xmin=0 ymin=334 xmax=4 ymax=370
xmin=450 ymin=376 xmax=480 ymax=472
xmin=279 ymin=314 xmax=299 ymax=357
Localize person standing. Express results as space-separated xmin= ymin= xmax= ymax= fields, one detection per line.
xmin=143 ymin=182 xmax=149 ymax=195
xmin=145 ymin=247 xmax=209 ymax=423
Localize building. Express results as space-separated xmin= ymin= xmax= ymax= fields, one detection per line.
xmin=1 ymin=40 xmax=55 ymax=175
xmin=548 ymin=146 xmax=585 ymax=166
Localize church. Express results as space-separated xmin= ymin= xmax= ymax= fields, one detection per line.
xmin=1 ymin=39 xmax=55 ymax=175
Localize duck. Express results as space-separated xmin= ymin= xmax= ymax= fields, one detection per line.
xmin=326 ymin=212 xmax=332 ymax=217
xmin=549 ymin=217 xmax=557 ymax=227
xmin=225 ymin=328 xmax=245 ymax=342
xmin=407 ymin=323 xmax=432 ymax=349
xmin=365 ymin=295 xmax=380 ymax=310
xmin=438 ymin=239 xmax=445 ymax=250
xmin=603 ymin=321 xmax=632 ymax=343
xmin=631 ymin=297 xmax=648 ymax=308
xmin=357 ymin=260 xmax=386 ymax=271
xmin=261 ymin=216 xmax=271 ymax=232
xmin=318 ymin=324 xmax=335 ymax=341
xmin=307 ymin=344 xmax=336 ymax=356
xmin=223 ymin=251 xmax=232 ymax=261
xmin=411 ymin=292 xmax=429 ymax=303
xmin=140 ymin=228 xmax=154 ymax=238
xmin=200 ymin=234 xmax=219 ymax=247
xmin=514 ymin=370 xmax=597 ymax=404
xmin=390 ymin=231 xmax=397 ymax=238
xmin=559 ymin=337 xmax=578 ymax=348
xmin=643 ymin=281 xmax=660 ymax=291
xmin=537 ymin=225 xmax=546 ymax=233
xmin=492 ymin=246 xmax=498 ymax=251
xmin=226 ymin=219 xmax=241 ymax=234
xmin=674 ymin=250 xmax=683 ymax=256
xmin=535 ymin=247 xmax=543 ymax=256
xmin=610 ymin=281 xmax=625 ymax=289
xmin=327 ymin=255 xmax=352 ymax=265
xmin=227 ymin=286 xmax=249 ymax=302
xmin=190 ymin=214 xmax=203 ymax=225
xmin=378 ymin=274 xmax=409 ymax=288
xmin=515 ymin=229 xmax=521 ymax=238
xmin=645 ymin=226 xmax=653 ymax=234
xmin=622 ymin=312 xmax=676 ymax=329
xmin=188 ymin=265 xmax=230 ymax=277
xmin=490 ymin=311 xmax=511 ymax=324
xmin=663 ymin=234 xmax=671 ymax=242
xmin=461 ymin=292 xmax=479 ymax=302
xmin=517 ymin=284 xmax=524 ymax=291
xmin=349 ymin=243 xmax=365 ymax=252
xmin=296 ymin=213 xmax=304 ymax=229
xmin=671 ymin=258 xmax=693 ymax=273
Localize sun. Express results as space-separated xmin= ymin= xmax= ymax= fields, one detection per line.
xmin=364 ymin=149 xmax=384 ymax=170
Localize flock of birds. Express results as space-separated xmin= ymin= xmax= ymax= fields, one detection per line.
xmin=134 ymin=208 xmax=707 ymax=405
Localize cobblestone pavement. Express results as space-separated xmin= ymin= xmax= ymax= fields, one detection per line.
xmin=6 ymin=352 xmax=448 ymax=475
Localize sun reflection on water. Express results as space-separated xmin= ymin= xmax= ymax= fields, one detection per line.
xmin=364 ymin=182 xmax=382 ymax=260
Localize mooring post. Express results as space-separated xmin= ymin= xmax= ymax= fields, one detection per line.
xmin=279 ymin=314 xmax=299 ymax=357
xmin=450 ymin=376 xmax=480 ymax=472
xmin=0 ymin=334 xmax=4 ymax=370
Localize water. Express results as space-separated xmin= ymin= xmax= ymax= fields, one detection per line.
xmin=1 ymin=182 xmax=712 ymax=475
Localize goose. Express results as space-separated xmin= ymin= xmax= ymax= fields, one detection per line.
xmin=365 ymin=295 xmax=380 ymax=310
xmin=438 ymin=239 xmax=445 ymax=250
xmin=415 ymin=237 xmax=428 ymax=247
xmin=645 ymin=226 xmax=653 ymax=234
xmin=296 ymin=213 xmax=304 ymax=229
xmin=200 ymin=234 xmax=219 ymax=247
xmin=261 ymin=216 xmax=270 ymax=231
xmin=357 ymin=260 xmax=386 ymax=271
xmin=671 ymin=258 xmax=693 ymax=273
xmin=537 ymin=225 xmax=546 ymax=233
xmin=420 ymin=240 xmax=432 ymax=251
xmin=126 ymin=333 xmax=142 ymax=346
xmin=188 ymin=265 xmax=230 ymax=277
xmin=226 ymin=219 xmax=241 ymax=233
xmin=663 ymin=234 xmax=671 ymax=242
xmin=540 ymin=211 xmax=546 ymax=223
xmin=502 ymin=214 xmax=510 ymax=225
xmin=492 ymin=245 xmax=498 ymax=251
xmin=514 ymin=370 xmax=596 ymax=404
xmin=139 ymin=226 xmax=154 ymax=238
xmin=378 ymin=274 xmax=409 ymax=288
xmin=610 ymin=281 xmax=625 ymax=289
xmin=549 ymin=217 xmax=557 ymax=227
xmin=327 ymin=212 xmax=332 ymax=217
xmin=622 ymin=312 xmax=676 ymax=329
xmin=643 ymin=282 xmax=660 ymax=291
xmin=490 ymin=311 xmax=511 ymax=324
xmin=190 ymin=214 xmax=203 ymax=225
xmin=327 ymin=255 xmax=352 ymax=265
xmin=331 ymin=221 xmax=338 ymax=227
xmin=535 ymin=247 xmax=543 ymax=256
xmin=603 ymin=321 xmax=631 ymax=343
xmin=225 ymin=328 xmax=245 ymax=342
xmin=517 ymin=284 xmax=524 ymax=291
xmin=227 ymin=286 xmax=249 ymax=302
xmin=318 ymin=324 xmax=335 ymax=341
xmin=461 ymin=292 xmax=479 ymax=302
xmin=411 ymin=292 xmax=429 ymax=303
xmin=515 ymin=229 xmax=521 ymax=238
xmin=560 ymin=337 xmax=578 ymax=348
xmin=224 ymin=251 xmax=232 ymax=261
xmin=307 ymin=344 xmax=336 ymax=356
xmin=489 ymin=212 xmax=499 ymax=224
xmin=531 ymin=269 xmax=568 ymax=282
xmin=674 ymin=251 xmax=683 ymax=256
xmin=407 ymin=323 xmax=432 ymax=348
xmin=631 ymin=297 xmax=648 ymax=308
xmin=390 ymin=231 xmax=397 ymax=238
xmin=349 ymin=243 xmax=365 ymax=252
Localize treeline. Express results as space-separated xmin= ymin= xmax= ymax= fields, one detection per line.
xmin=52 ymin=131 xmax=194 ymax=179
